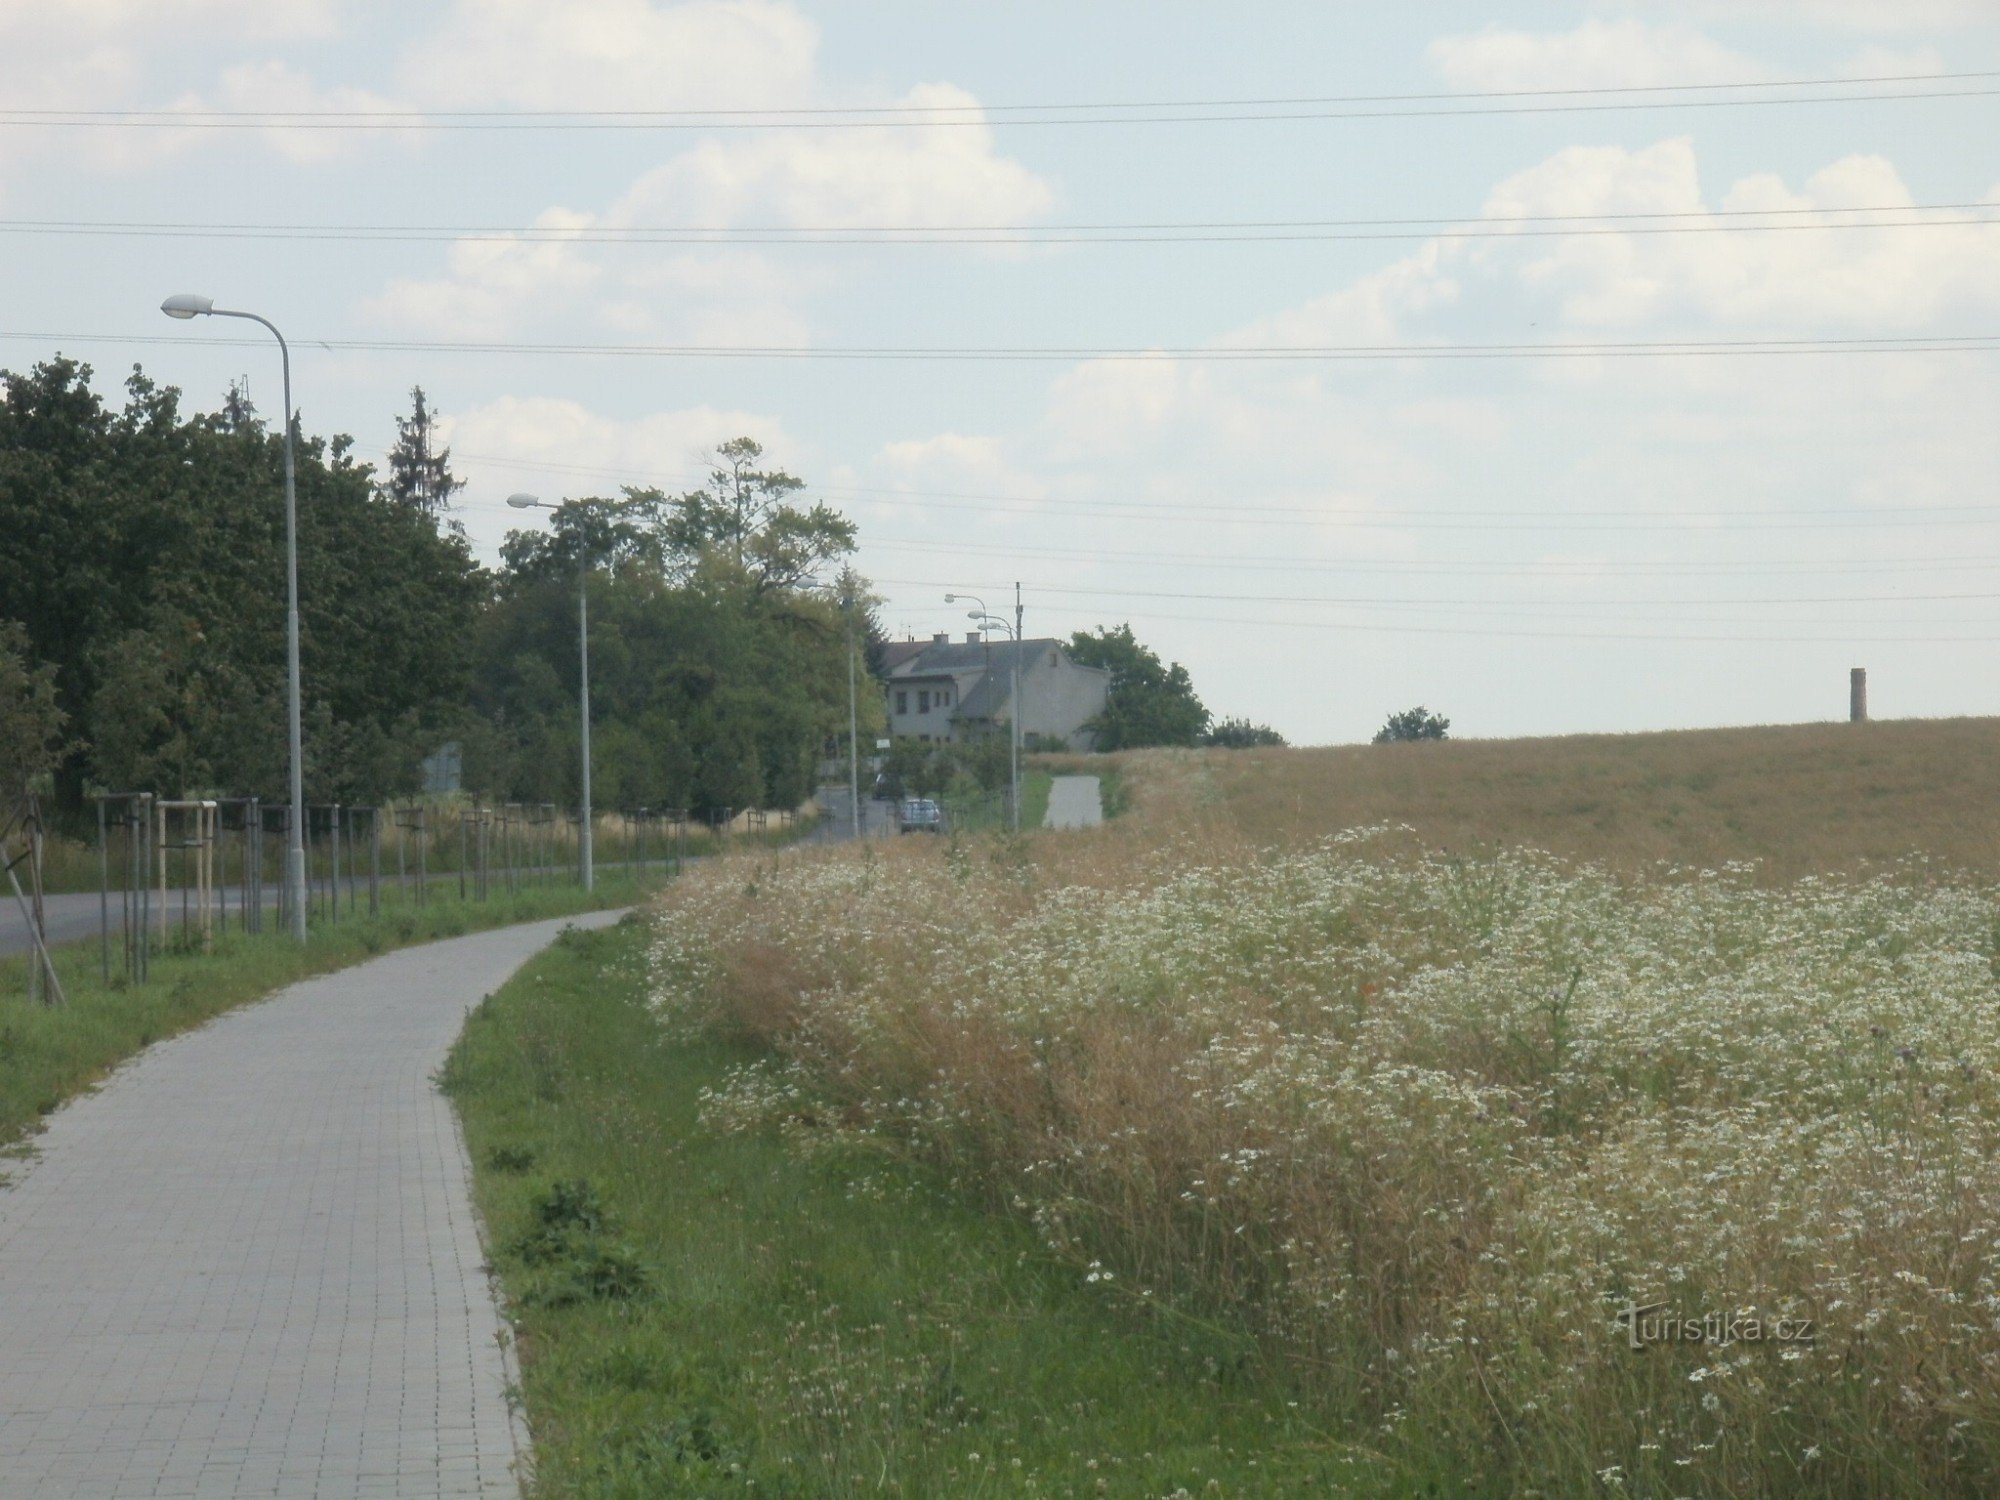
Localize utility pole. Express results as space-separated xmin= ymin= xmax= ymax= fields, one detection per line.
xmin=848 ymin=625 xmax=861 ymax=839
xmin=1013 ymin=582 xmax=1024 ymax=834
xmin=578 ymin=561 xmax=593 ymax=890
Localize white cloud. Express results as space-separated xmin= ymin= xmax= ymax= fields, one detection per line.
xmin=360 ymin=75 xmax=1053 ymax=340
xmin=441 ymin=395 xmax=796 ymax=525
xmin=1622 ymin=1 xmax=1992 ymax=31
xmin=162 ymin=60 xmax=405 ymax=165
xmin=610 ymin=84 xmax=1055 ymax=230
xmin=876 ymin=432 xmax=1048 ymax=501
xmin=1429 ymin=18 xmax=1761 ymax=91
xmin=1223 ymin=249 xmax=1460 ymax=348
xmin=1466 ymin=139 xmax=2000 ymax=329
xmin=1045 ymin=354 xmax=1191 ymax=455
xmin=4 ymin=0 xmax=337 ymax=44
xmin=398 ymin=0 xmax=817 ymax=110
xmin=363 ymin=211 xmax=605 ymax=339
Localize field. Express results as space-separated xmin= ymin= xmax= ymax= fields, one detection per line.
xmin=587 ymin=723 xmax=2000 ymax=1496
xmin=1178 ymin=716 xmax=2000 ymax=880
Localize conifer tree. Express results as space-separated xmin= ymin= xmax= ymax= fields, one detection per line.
xmin=382 ymin=385 xmax=465 ymax=524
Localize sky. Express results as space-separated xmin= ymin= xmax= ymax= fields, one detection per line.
xmin=3 ymin=0 xmax=1998 ymax=747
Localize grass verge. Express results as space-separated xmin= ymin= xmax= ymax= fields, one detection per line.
xmin=0 ymin=873 xmax=656 ymax=1156
xmin=445 ymin=919 xmax=1386 ymax=1498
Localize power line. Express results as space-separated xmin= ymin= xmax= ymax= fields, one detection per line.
xmin=430 ymin=441 xmax=1998 ymax=523
xmin=11 ymin=330 xmax=1997 ymax=366
xmin=872 ymin=583 xmax=2000 ymax=644
xmin=883 ymin=578 xmax=2000 ymax=610
xmin=855 ymin=537 xmax=2000 ymax=579
xmin=4 ymin=205 xmax=1995 ymax=246
xmin=4 ymin=71 xmax=1994 ymax=130
xmin=388 ymin=445 xmax=2000 ymax=543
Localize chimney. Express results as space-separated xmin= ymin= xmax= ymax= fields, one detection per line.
xmin=1850 ymin=666 xmax=1868 ymax=723
xmin=932 ymin=632 xmax=950 ymax=645
xmin=965 ymin=631 xmax=981 ymax=643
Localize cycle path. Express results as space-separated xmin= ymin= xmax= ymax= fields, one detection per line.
xmin=0 ymin=910 xmax=623 ymax=1498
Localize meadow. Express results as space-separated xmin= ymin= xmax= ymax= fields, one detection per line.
xmin=632 ymin=726 xmax=2000 ymax=1495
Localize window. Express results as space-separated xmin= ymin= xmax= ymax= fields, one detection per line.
xmin=942 ymin=688 xmax=952 ymax=706
xmin=895 ymin=691 xmax=907 ymax=715
xmin=918 ymin=690 xmax=931 ymax=713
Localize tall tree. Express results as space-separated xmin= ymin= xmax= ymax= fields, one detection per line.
xmin=1068 ymin=623 xmax=1210 ymax=750
xmin=0 ymin=620 xmax=65 ymax=796
xmin=0 ymin=358 xmax=486 ymax=810
xmin=381 ymin=385 xmax=464 ymax=524
xmin=663 ymin=438 xmax=855 ymax=593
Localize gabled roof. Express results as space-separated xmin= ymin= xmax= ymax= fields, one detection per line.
xmin=885 ymin=637 xmax=1055 ymax=681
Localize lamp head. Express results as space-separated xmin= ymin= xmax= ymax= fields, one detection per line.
xmin=160 ymin=293 xmax=215 ymax=320
xmin=967 ymin=610 xmax=985 ymax=622
xmin=506 ymin=493 xmax=543 ymax=510
xmin=943 ymin=593 xmax=959 ymax=603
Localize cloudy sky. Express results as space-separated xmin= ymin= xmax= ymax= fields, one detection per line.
xmin=5 ymin=0 xmax=1998 ymax=745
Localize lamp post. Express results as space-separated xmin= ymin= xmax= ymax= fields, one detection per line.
xmin=160 ymin=294 xmax=308 ymax=941
xmin=970 ymin=612 xmax=1021 ymax=833
xmin=943 ymin=588 xmax=990 ymax=713
xmin=506 ymin=495 xmax=593 ymax=891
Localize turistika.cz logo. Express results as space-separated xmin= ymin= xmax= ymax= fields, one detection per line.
xmin=1615 ymin=1301 xmax=1816 ymax=1351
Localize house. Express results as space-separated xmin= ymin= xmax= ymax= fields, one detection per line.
xmin=881 ymin=632 xmax=1111 ymax=750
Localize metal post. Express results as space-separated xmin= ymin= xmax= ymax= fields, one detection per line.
xmin=97 ymin=797 xmax=110 ymax=983
xmin=848 ymin=626 xmax=861 ymax=840
xmin=580 ymin=564 xmax=594 ymax=892
xmin=369 ymin=808 xmax=381 ymax=917
xmin=1013 ymin=581 xmax=1024 ymax=834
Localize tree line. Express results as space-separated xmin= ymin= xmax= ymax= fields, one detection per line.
xmin=0 ymin=358 xmax=1274 ymax=825
xmin=0 ymin=360 xmax=869 ymax=824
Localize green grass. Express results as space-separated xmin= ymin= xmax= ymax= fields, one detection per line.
xmin=445 ymin=919 xmax=1389 ymax=1498
xmin=0 ymin=872 xmax=658 ymax=1156
xmin=943 ymin=771 xmax=1055 ymax=835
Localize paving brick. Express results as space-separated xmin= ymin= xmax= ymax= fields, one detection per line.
xmin=0 ymin=913 xmax=621 ymax=1498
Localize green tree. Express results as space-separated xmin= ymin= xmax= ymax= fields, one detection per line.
xmin=662 ymin=438 xmax=855 ymax=593
xmin=1374 ymin=706 xmax=1450 ymax=743
xmin=0 ymin=358 xmax=485 ymax=811
xmin=476 ymin=442 xmax=864 ymax=819
xmin=1203 ymin=717 xmax=1286 ymax=749
xmin=0 ymin=620 xmax=65 ymax=796
xmin=380 ymin=386 xmax=465 ymax=524
xmin=1067 ymin=624 xmax=1210 ymax=750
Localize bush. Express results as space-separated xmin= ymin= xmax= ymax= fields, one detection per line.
xmin=1372 ymin=705 xmax=1449 ymax=743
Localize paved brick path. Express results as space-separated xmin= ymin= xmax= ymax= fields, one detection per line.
xmin=1043 ymin=775 xmax=1104 ymax=830
xmin=0 ymin=912 xmax=621 ymax=1499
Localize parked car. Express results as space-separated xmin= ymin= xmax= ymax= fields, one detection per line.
xmin=897 ymin=797 xmax=944 ymax=834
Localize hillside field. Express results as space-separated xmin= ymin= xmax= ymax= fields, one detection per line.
xmin=1159 ymin=714 xmax=2000 ymax=879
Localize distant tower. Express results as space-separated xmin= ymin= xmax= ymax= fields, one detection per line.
xmin=1850 ymin=667 xmax=1868 ymax=723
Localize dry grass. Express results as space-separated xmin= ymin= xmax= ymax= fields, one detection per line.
xmin=1163 ymin=715 xmax=2000 ymax=881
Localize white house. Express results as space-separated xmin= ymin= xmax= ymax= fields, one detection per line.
xmin=880 ymin=632 xmax=1111 ymax=750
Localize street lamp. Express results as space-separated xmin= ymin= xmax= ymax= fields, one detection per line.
xmin=944 ymin=589 xmax=990 ymax=699
xmin=161 ymin=294 xmax=308 ymax=941
xmin=969 ymin=611 xmax=1022 ymax=833
xmin=506 ymin=494 xmax=594 ymax=891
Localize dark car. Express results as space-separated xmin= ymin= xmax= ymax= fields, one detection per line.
xmin=897 ymin=798 xmax=944 ymax=834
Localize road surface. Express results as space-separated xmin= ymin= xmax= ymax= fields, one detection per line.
xmin=0 ymin=911 xmax=621 ymax=1498
xmin=1044 ymin=775 xmax=1105 ymax=830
